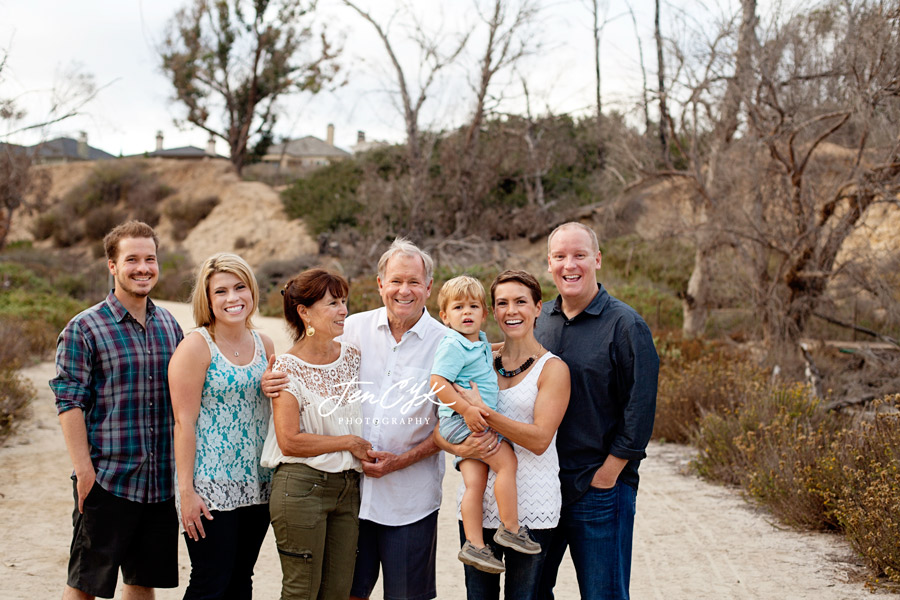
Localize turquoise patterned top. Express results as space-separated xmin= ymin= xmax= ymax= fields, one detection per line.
xmin=176 ymin=327 xmax=272 ymax=521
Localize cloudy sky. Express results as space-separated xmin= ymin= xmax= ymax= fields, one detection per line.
xmin=0 ymin=0 xmax=787 ymax=157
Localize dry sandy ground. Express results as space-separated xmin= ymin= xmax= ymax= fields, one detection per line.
xmin=1 ymin=302 xmax=891 ymax=599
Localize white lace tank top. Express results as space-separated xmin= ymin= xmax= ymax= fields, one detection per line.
xmin=260 ymin=342 xmax=364 ymax=473
xmin=456 ymin=352 xmax=562 ymax=529
xmin=176 ymin=328 xmax=272 ymax=525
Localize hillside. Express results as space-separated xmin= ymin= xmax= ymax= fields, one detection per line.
xmin=9 ymin=151 xmax=899 ymax=289
xmin=10 ymin=158 xmax=317 ymax=268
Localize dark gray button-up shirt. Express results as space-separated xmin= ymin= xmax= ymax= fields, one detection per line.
xmin=535 ymin=284 xmax=659 ymax=506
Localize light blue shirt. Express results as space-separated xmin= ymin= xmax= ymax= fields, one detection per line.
xmin=431 ymin=329 xmax=498 ymax=418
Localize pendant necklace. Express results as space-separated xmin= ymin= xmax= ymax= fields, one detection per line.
xmin=218 ymin=333 xmax=246 ymax=357
xmin=494 ymin=353 xmax=537 ymax=378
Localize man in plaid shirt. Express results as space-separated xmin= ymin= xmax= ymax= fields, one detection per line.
xmin=51 ymin=220 xmax=184 ymax=600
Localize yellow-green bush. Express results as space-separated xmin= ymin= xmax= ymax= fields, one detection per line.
xmin=825 ymin=397 xmax=900 ymax=584
xmin=654 ymin=350 xmax=767 ymax=445
xmin=691 ymin=381 xmax=900 ymax=585
xmin=0 ymin=318 xmax=36 ymax=443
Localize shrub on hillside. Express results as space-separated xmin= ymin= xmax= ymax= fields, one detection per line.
xmin=165 ymin=196 xmax=220 ymax=241
xmin=0 ymin=317 xmax=36 ymax=443
xmin=690 ymin=373 xmax=900 ymax=584
xmin=154 ymin=251 xmax=195 ymax=302
xmin=602 ymin=235 xmax=693 ymax=293
xmin=83 ymin=206 xmax=127 ymax=241
xmin=282 ymin=161 xmax=363 ymax=234
xmin=607 ymin=281 xmax=683 ymax=332
xmin=653 ymin=349 xmax=767 ymax=445
xmin=33 ymin=161 xmax=172 ymax=246
xmin=256 ymin=256 xmax=319 ymax=317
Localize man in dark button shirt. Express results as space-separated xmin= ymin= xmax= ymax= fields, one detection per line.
xmin=535 ymin=222 xmax=659 ymax=600
xmin=51 ymin=220 xmax=183 ymax=600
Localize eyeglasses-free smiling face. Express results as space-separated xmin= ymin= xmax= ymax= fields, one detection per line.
xmin=492 ymin=282 xmax=541 ymax=339
xmin=300 ymin=290 xmax=349 ymax=340
xmin=108 ymin=236 xmax=159 ymax=300
xmin=378 ymin=253 xmax=433 ymax=330
xmin=440 ymin=297 xmax=487 ymax=342
xmin=208 ymin=272 xmax=254 ymax=326
xmin=548 ymin=226 xmax=601 ymax=306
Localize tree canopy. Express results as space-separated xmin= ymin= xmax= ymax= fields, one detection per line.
xmin=161 ymin=0 xmax=339 ymax=174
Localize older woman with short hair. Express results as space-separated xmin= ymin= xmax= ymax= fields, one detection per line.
xmin=260 ymin=268 xmax=372 ymax=600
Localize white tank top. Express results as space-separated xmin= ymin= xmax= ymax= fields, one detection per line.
xmin=456 ymin=352 xmax=562 ymax=529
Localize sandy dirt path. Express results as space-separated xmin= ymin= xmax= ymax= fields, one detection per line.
xmin=0 ymin=301 xmax=888 ymax=599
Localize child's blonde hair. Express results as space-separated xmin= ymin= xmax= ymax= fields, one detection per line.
xmin=438 ymin=275 xmax=488 ymax=314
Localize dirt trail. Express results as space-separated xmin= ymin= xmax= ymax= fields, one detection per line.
xmin=0 ymin=302 xmax=889 ymax=599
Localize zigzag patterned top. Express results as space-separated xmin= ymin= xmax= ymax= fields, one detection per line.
xmin=457 ymin=352 xmax=562 ymax=529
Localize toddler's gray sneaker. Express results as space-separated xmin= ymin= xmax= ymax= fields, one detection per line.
xmin=458 ymin=540 xmax=506 ymax=573
xmin=493 ymin=524 xmax=541 ymax=555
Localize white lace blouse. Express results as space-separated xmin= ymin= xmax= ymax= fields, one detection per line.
xmin=260 ymin=342 xmax=364 ymax=473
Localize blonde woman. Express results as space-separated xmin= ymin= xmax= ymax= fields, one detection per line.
xmin=168 ymin=253 xmax=275 ymax=599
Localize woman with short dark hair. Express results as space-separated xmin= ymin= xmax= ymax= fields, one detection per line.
xmin=260 ymin=268 xmax=372 ymax=600
xmin=436 ymin=269 xmax=571 ymax=600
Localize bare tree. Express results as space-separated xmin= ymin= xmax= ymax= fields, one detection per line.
xmin=341 ymin=0 xmax=468 ymax=233
xmin=161 ymin=0 xmax=339 ymax=175
xmin=0 ymin=55 xmax=95 ymax=249
xmin=737 ymin=0 xmax=900 ymax=347
xmin=624 ymin=0 xmax=652 ymax=136
xmin=651 ymin=0 xmax=900 ymax=351
xmin=449 ymin=0 xmax=539 ymax=236
xmin=654 ymin=0 xmax=670 ymax=165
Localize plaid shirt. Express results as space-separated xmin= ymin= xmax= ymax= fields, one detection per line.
xmin=51 ymin=291 xmax=183 ymax=503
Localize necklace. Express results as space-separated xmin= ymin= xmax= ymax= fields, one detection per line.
xmin=217 ymin=332 xmax=249 ymax=357
xmin=494 ymin=353 xmax=537 ymax=378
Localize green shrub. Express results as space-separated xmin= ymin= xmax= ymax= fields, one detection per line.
xmin=605 ymin=281 xmax=683 ymax=332
xmin=165 ymin=195 xmax=220 ymax=241
xmin=602 ymin=235 xmax=693 ymax=293
xmin=154 ymin=251 xmax=195 ymax=302
xmin=0 ymin=289 xmax=85 ymax=355
xmin=282 ymin=161 xmax=363 ymax=234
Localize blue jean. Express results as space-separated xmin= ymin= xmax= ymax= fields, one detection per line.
xmin=458 ymin=521 xmax=553 ymax=600
xmin=537 ymin=483 xmax=636 ymax=600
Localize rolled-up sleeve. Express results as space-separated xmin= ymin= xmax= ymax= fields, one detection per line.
xmin=609 ymin=318 xmax=659 ymax=462
xmin=50 ymin=320 xmax=93 ymax=414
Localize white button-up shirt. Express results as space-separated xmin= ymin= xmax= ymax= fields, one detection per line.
xmin=341 ymin=306 xmax=447 ymax=525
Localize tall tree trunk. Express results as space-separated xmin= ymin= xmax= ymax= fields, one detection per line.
xmin=625 ymin=1 xmax=652 ymax=135
xmin=682 ymin=0 xmax=759 ymax=339
xmin=682 ymin=227 xmax=715 ymax=339
xmin=654 ymin=0 xmax=670 ymax=166
xmin=591 ymin=0 xmax=606 ymax=168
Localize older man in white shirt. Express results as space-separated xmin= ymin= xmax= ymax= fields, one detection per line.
xmin=264 ymin=238 xmax=492 ymax=600
xmin=343 ymin=239 xmax=446 ymax=600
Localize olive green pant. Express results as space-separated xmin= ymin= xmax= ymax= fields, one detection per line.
xmin=270 ymin=463 xmax=360 ymax=600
